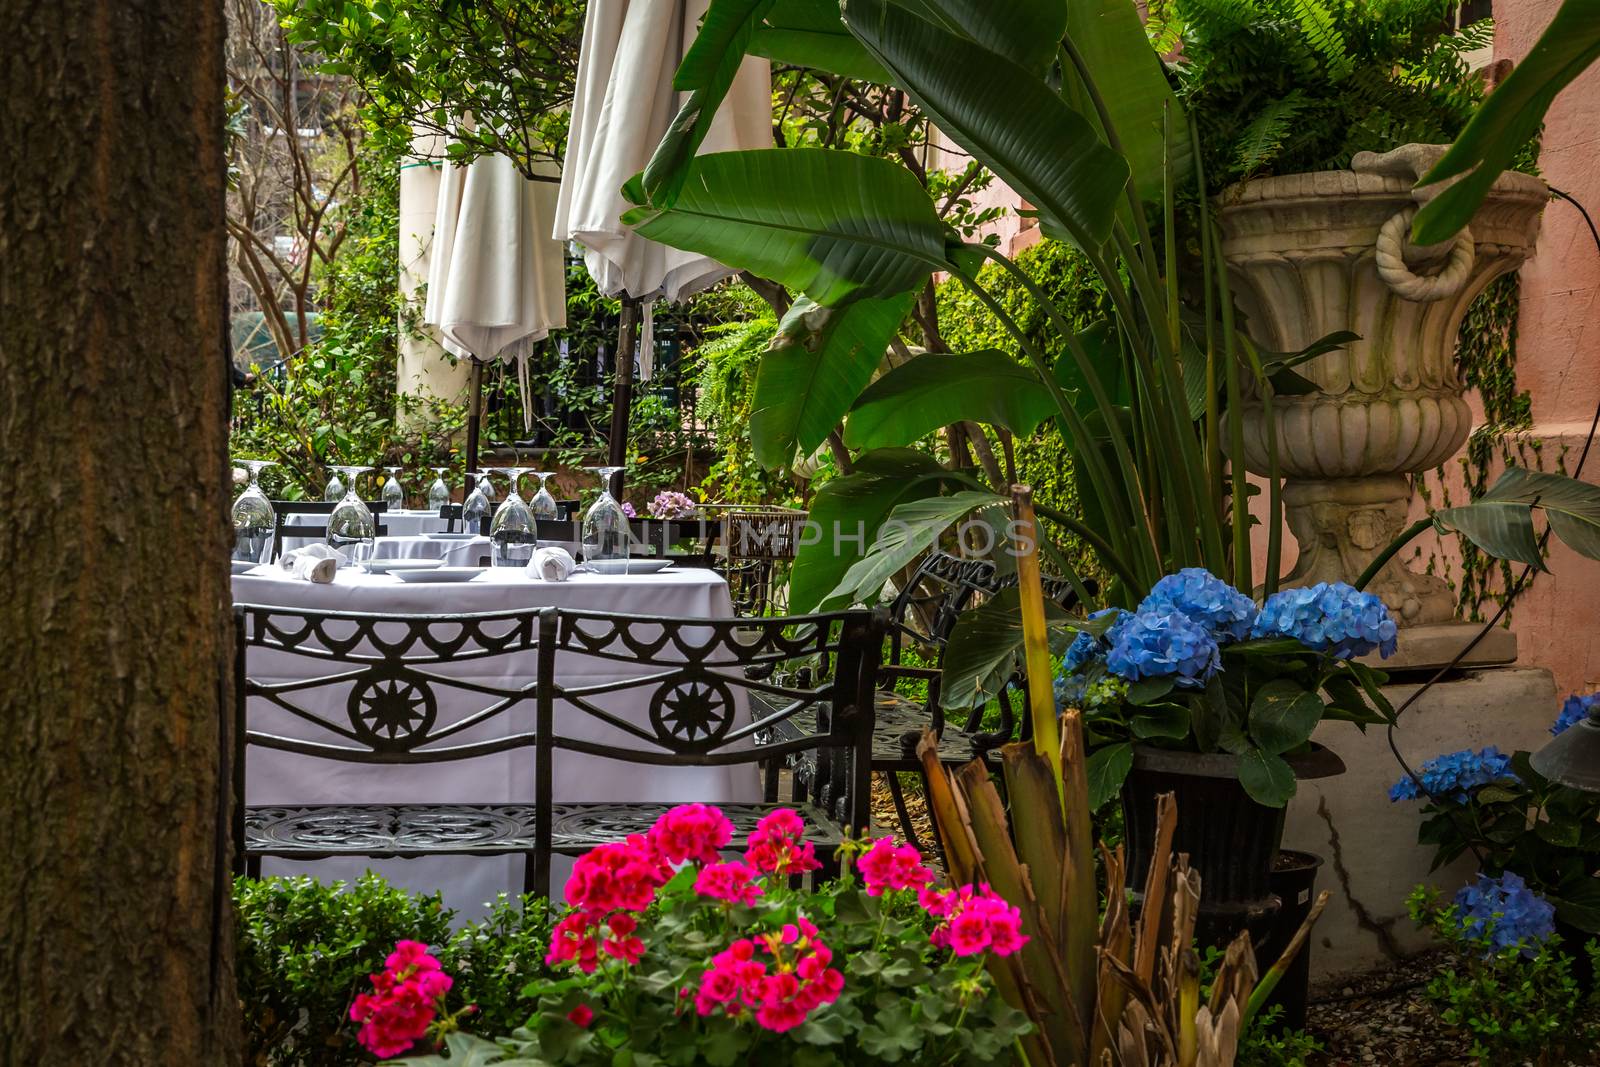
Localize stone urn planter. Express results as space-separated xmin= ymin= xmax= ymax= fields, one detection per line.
xmin=1219 ymin=146 xmax=1547 ymax=634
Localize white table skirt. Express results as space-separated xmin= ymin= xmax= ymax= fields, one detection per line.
xmin=371 ymin=534 xmax=492 ymax=566
xmin=283 ymin=509 xmax=450 ymax=555
xmin=232 ymin=566 xmax=758 ymax=912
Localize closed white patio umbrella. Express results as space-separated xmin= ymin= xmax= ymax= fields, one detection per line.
xmin=426 ymin=151 xmax=567 ymax=476
xmin=555 ymin=0 xmax=771 ymax=478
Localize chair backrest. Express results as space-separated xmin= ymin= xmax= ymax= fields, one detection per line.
xmin=536 ymin=607 xmax=886 ymax=842
xmin=270 ymin=499 xmax=390 ymax=559
xmin=236 ymin=602 xmax=548 ymax=763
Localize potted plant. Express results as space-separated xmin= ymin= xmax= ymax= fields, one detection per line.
xmin=1054 ymin=567 xmax=1394 ymax=929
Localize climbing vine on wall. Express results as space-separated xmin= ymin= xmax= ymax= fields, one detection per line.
xmin=1417 ymin=271 xmax=1551 ymax=622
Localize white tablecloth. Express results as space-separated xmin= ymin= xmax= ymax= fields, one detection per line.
xmin=232 ymin=566 xmax=757 ymax=912
xmin=282 ymin=509 xmax=451 ymax=555
xmin=371 ymin=534 xmax=492 ymax=566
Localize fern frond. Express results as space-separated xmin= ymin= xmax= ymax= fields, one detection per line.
xmin=1291 ymin=0 xmax=1354 ymax=80
xmin=1233 ymin=91 xmax=1310 ymax=179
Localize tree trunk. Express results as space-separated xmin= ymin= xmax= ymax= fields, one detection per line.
xmin=0 ymin=1 xmax=240 ymax=1063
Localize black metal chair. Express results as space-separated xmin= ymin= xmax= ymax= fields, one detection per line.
xmin=763 ymin=550 xmax=1087 ymax=849
xmin=234 ymin=603 xmax=884 ymax=896
xmin=528 ymin=606 xmax=885 ymax=891
xmin=269 ymin=499 xmax=389 ymax=559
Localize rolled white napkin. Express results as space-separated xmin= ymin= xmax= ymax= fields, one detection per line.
xmin=280 ymin=543 xmax=340 ymax=584
xmin=527 ymin=545 xmax=576 ymax=582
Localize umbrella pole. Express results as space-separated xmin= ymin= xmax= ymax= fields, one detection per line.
xmin=607 ymin=295 xmax=640 ymax=497
xmin=466 ymin=358 xmax=483 ymax=492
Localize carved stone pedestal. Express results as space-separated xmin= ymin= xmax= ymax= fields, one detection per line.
xmin=1219 ymin=146 xmax=1547 ymax=629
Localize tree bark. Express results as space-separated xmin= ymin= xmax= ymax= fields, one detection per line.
xmin=0 ymin=1 xmax=240 ymax=1063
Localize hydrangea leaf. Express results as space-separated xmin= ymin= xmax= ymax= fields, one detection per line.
xmin=1130 ymin=703 xmax=1191 ymax=740
xmin=1086 ymin=741 xmax=1133 ymax=810
xmin=1248 ymin=680 xmax=1324 ymax=756
xmin=1237 ymin=747 xmax=1297 ymax=808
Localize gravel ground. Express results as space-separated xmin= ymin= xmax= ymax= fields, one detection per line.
xmin=1306 ymin=950 xmax=1599 ymax=1066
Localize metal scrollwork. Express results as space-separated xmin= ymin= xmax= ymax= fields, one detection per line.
xmin=347 ymin=667 xmax=437 ymax=751
xmin=649 ymin=674 xmax=736 ymax=750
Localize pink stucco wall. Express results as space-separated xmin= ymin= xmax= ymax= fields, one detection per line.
xmin=1482 ymin=0 xmax=1600 ymax=695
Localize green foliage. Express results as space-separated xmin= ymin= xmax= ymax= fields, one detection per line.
xmin=1168 ymin=0 xmax=1495 ymax=189
xmin=272 ymin=0 xmax=582 ymax=179
xmin=1408 ymin=886 xmax=1600 ymax=1064
xmin=404 ymin=860 xmax=1031 ymax=1066
xmin=234 ymin=873 xmax=549 ymax=1066
xmin=230 ymin=144 xmax=464 ymax=499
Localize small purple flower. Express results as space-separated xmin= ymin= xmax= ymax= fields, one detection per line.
xmin=1105 ymin=609 xmax=1220 ymax=689
xmin=1251 ymin=582 xmax=1398 ymax=660
xmin=648 ymin=490 xmax=699 ymax=520
xmin=1453 ymin=872 xmax=1556 ymax=956
xmin=1139 ymin=568 xmax=1257 ymax=643
xmin=620 ymin=501 xmax=637 ymax=519
xmin=1553 ymin=692 xmax=1599 ymax=736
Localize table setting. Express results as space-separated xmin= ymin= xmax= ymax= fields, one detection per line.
xmin=230 ymin=459 xmax=753 ymax=910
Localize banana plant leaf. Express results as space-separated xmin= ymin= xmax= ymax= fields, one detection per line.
xmin=841 ymin=0 xmax=1129 ymax=249
xmin=938 ymin=587 xmax=1072 ymax=710
xmin=640 ymin=0 xmax=775 ymax=204
xmin=903 ymin=0 xmax=1066 ymax=75
xmin=1059 ymin=0 xmax=1189 ymax=202
xmin=622 ymin=149 xmax=949 ymax=306
xmin=820 ymin=489 xmax=1007 ymax=609
xmin=1433 ymin=466 xmax=1600 ymax=568
xmin=785 ymin=448 xmax=982 ymax=612
xmin=1412 ymin=0 xmax=1600 ymax=244
xmin=751 ymin=291 xmax=917 ymax=468
xmin=752 ymin=0 xmax=891 ymax=81
xmin=843 ymin=349 xmax=1059 ymax=449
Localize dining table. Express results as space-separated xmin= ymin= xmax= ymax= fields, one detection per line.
xmin=232 ymin=562 xmax=759 ymax=913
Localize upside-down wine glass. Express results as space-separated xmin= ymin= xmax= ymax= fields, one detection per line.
xmin=582 ymin=466 xmax=628 ymax=563
xmin=381 ymin=465 xmax=405 ymax=511
xmin=323 ymin=467 xmax=345 ymax=502
xmin=326 ymin=465 xmax=376 ymax=566
xmin=427 ymin=467 xmax=451 ymax=512
xmin=463 ymin=469 xmax=496 ymax=531
xmin=489 ymin=467 xmax=537 ymax=566
xmin=528 ymin=470 xmax=559 ymax=521
xmin=231 ymin=458 xmax=277 ymax=563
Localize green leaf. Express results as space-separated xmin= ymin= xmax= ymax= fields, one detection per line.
xmin=842 ymin=0 xmax=1128 ymax=248
xmin=1125 ymin=676 xmax=1175 ymax=706
xmin=1238 ymin=748 xmax=1297 ymax=808
xmin=914 ymin=0 xmax=1066 ymax=76
xmin=1248 ymin=679 xmax=1325 ymax=756
xmin=794 ymin=1010 xmax=851 ymax=1046
xmin=752 ymin=0 xmax=893 ymax=81
xmin=752 ymin=291 xmax=918 ymax=468
xmin=787 ymin=449 xmax=976 ymax=612
xmin=822 ymin=490 xmax=1008 ymax=609
xmin=1434 ymin=467 xmax=1600 ymax=567
xmin=1086 ymin=741 xmax=1134 ymax=809
xmin=1413 ymin=1 xmax=1600 ymax=244
xmin=1060 ymin=0 xmax=1189 ymax=201
xmin=643 ymin=0 xmax=776 ymax=204
xmin=939 ymin=587 xmax=1069 ymax=710
xmin=1130 ymin=703 xmax=1191 ymax=740
xmin=623 ymin=149 xmax=948 ymax=306
xmin=844 ymin=350 xmax=1055 ymax=449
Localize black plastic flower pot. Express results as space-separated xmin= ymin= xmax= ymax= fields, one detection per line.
xmin=1121 ymin=745 xmax=1344 ymax=950
xmin=1257 ymin=850 xmax=1323 ymax=1032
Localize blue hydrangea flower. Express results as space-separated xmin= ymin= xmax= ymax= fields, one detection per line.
xmin=1062 ymin=608 xmax=1132 ymax=674
xmin=1139 ymin=568 xmax=1257 ymax=643
xmin=1553 ymin=692 xmax=1599 ymax=736
xmin=1453 ymin=872 xmax=1556 ymax=956
xmin=1250 ymin=582 xmax=1398 ymax=660
xmin=1105 ymin=609 xmax=1220 ymax=689
xmin=1388 ymin=746 xmax=1517 ymax=803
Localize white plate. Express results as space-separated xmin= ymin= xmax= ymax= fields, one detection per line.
xmin=426 ymin=532 xmax=478 ymax=540
xmin=231 ymin=559 xmax=261 ymax=575
xmin=366 ymin=559 xmax=444 ymax=574
xmin=583 ymin=558 xmax=676 ymax=575
xmin=393 ymin=567 xmax=485 ymax=583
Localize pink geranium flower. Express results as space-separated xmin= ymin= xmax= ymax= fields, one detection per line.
xmin=857 ymin=837 xmax=935 ymax=897
xmin=744 ymin=808 xmax=821 ymax=876
xmin=350 ymin=941 xmax=453 ymax=1059
xmin=922 ymin=883 xmax=1029 ymax=958
xmin=650 ymin=803 xmax=734 ymax=866
xmin=695 ymin=860 xmax=764 ymax=906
